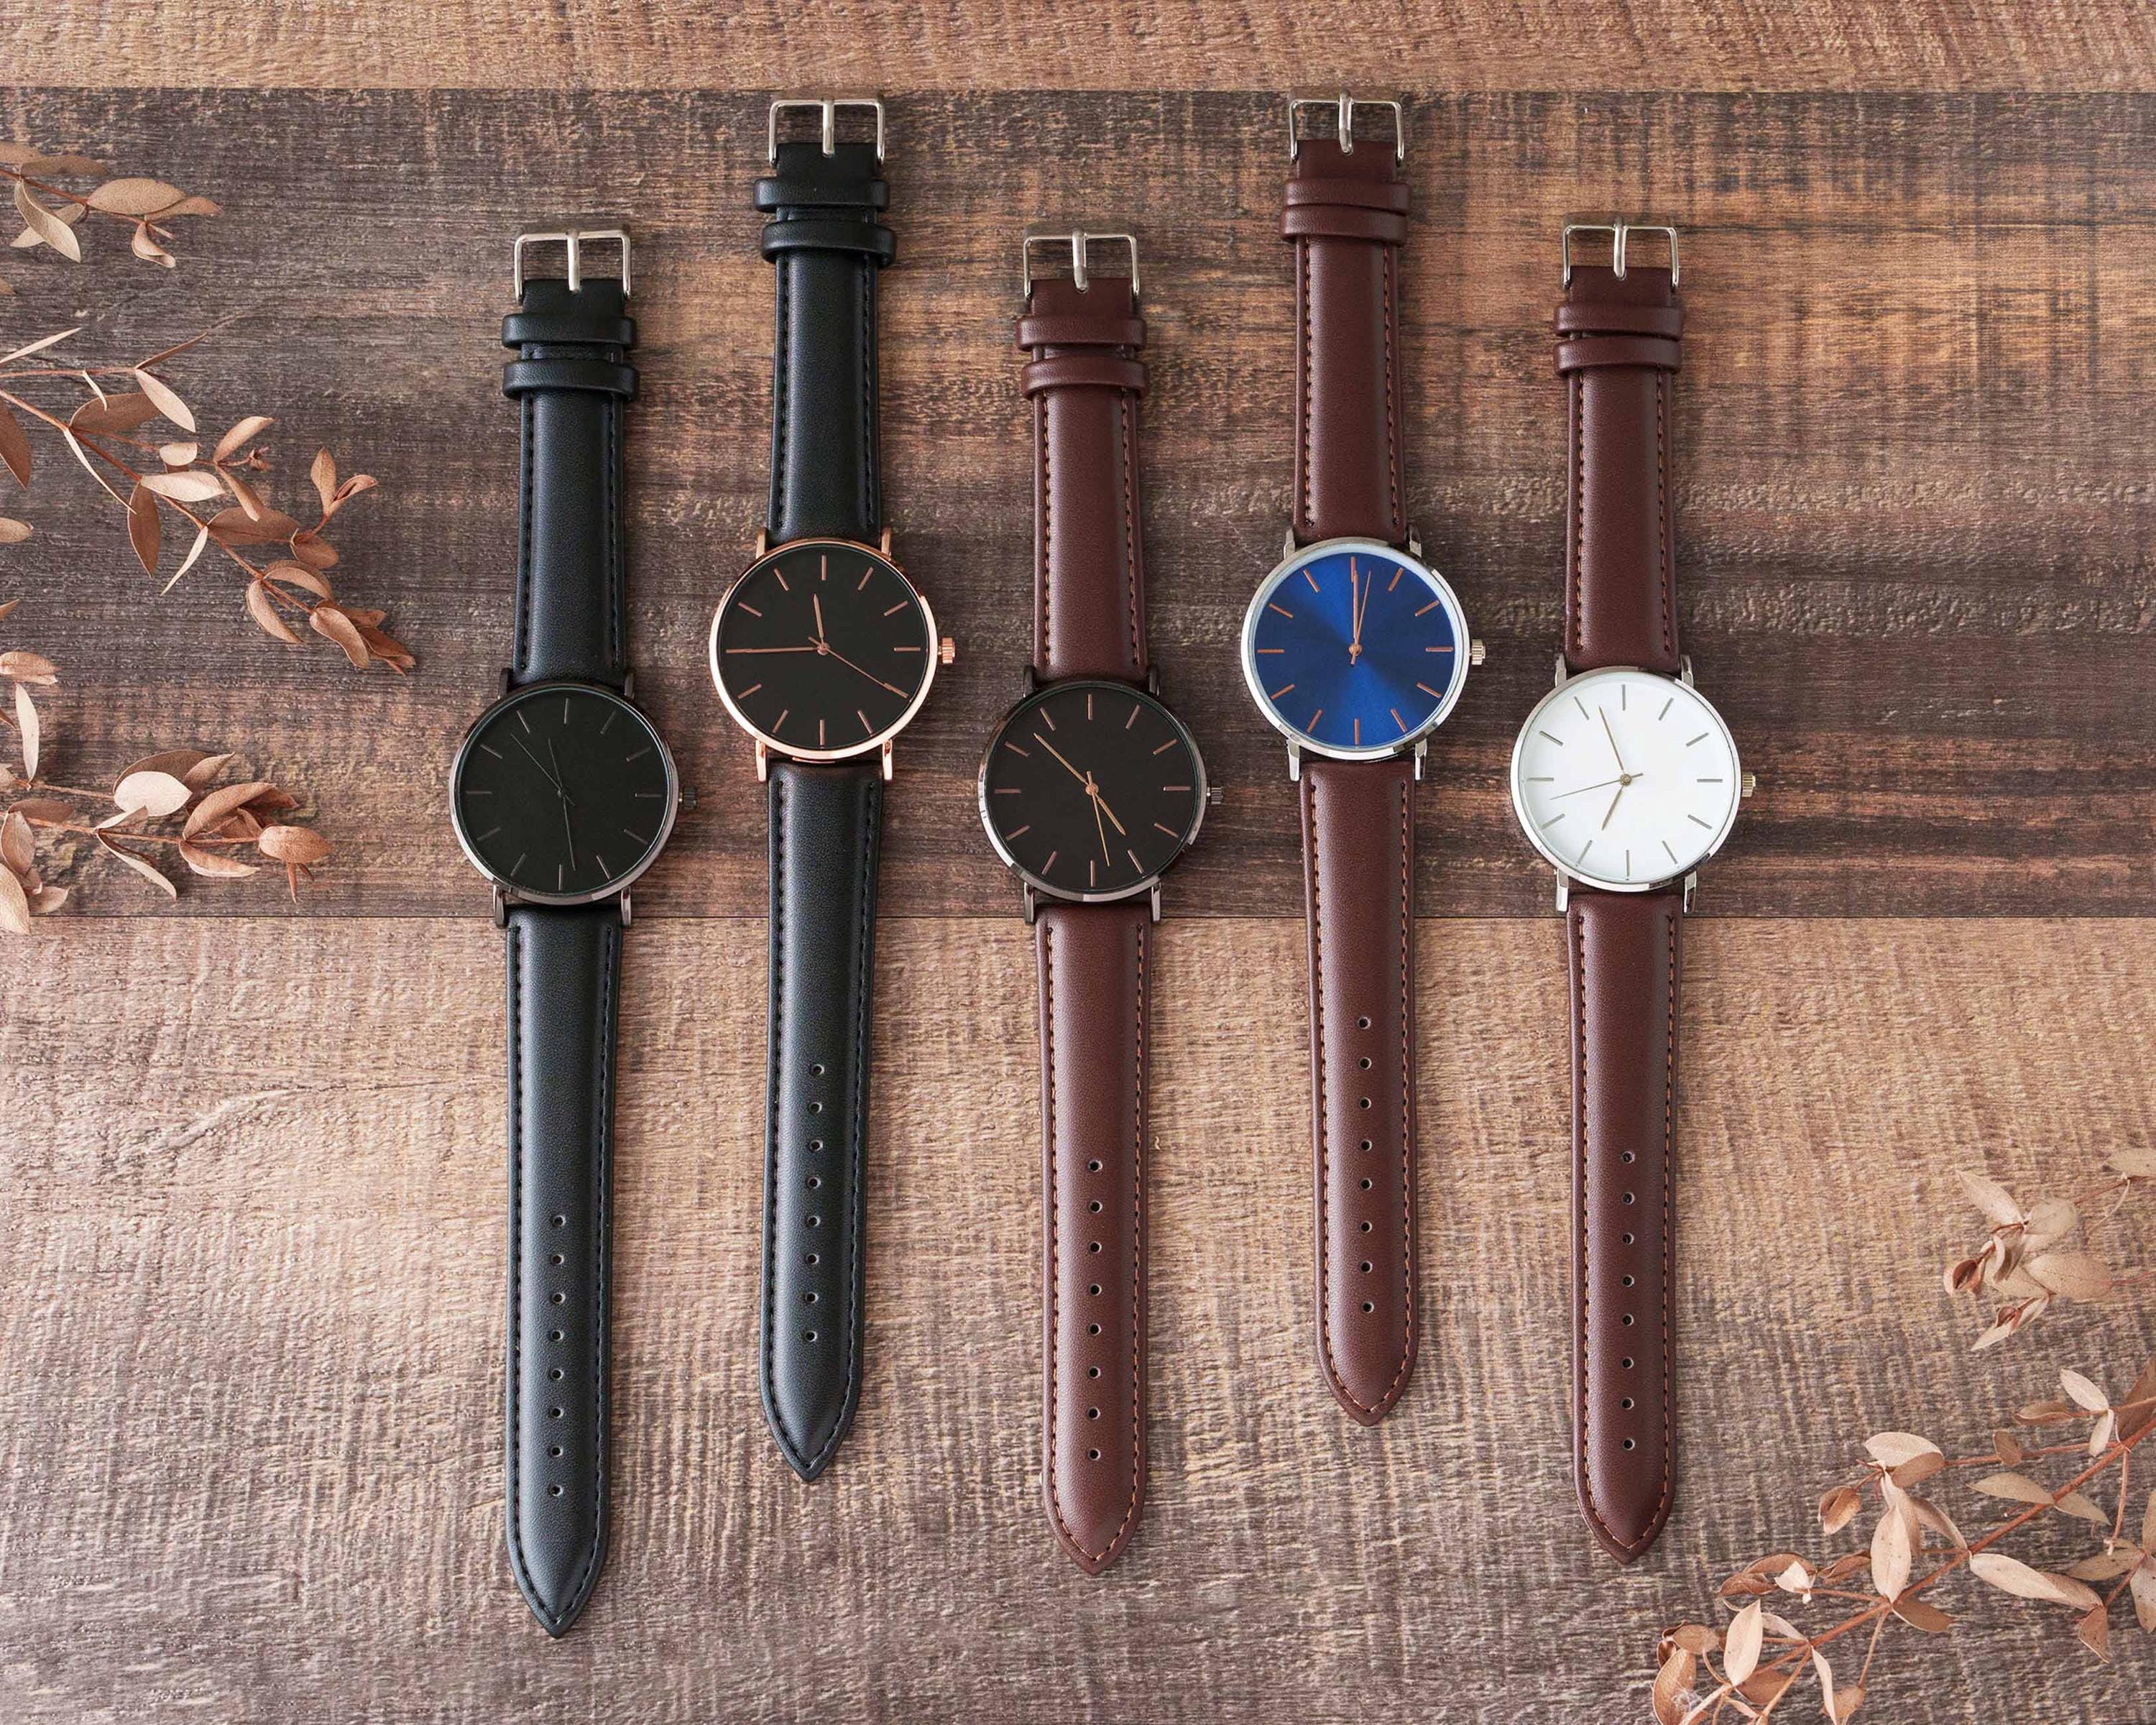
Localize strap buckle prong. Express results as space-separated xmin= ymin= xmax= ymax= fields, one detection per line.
xmin=768 ymin=97 xmax=886 ymax=164
xmin=1287 ymin=93 xmax=1406 ymax=163
xmin=512 ymin=229 xmax=631 ymax=300
xmin=1560 ymin=219 xmax=1681 ymax=288
xmin=1021 ymin=231 xmax=1141 ymax=302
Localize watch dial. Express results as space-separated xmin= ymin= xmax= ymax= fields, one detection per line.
xmin=710 ymin=539 xmax=935 ymax=758
xmin=980 ymin=681 xmax=1205 ymax=901
xmin=1510 ymin=666 xmax=1743 ymax=890
xmin=1243 ymin=539 xmax=1470 ymax=756
xmin=451 ymin=683 xmax=676 ymax=901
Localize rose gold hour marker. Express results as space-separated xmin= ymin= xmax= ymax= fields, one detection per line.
xmin=1268 ymin=682 xmax=1296 ymax=699
xmin=598 ymin=710 xmax=617 ymax=735
xmin=563 ymin=699 xmax=571 ymax=723
xmin=893 ymin=644 xmax=921 ymax=651
xmin=993 ymin=787 xmax=1022 ymax=795
xmin=509 ymin=853 xmax=527 ymax=878
xmin=1162 ymin=784 xmax=1191 ymax=791
xmin=738 ymin=602 xmax=763 ymax=617
xmin=1303 ymin=569 xmax=1321 ymax=592
xmin=1088 ymin=859 xmax=1097 ymax=886
xmin=1007 ymin=824 xmax=1031 ymax=838
xmin=1307 ymin=709 xmax=1323 ymax=729
xmin=773 ymin=566 xmax=790 ymax=590
xmin=858 ymin=709 xmax=873 ymax=735
xmin=1151 ymin=740 xmax=1176 ymax=755
xmin=1124 ymin=705 xmax=1139 ymax=728
xmin=1268 ymin=602 xmax=1294 ymax=619
xmin=1414 ymin=599 xmax=1439 ymax=615
xmin=1256 ymin=647 xmax=1284 ymax=654
xmin=1153 ymin=822 xmax=1179 ymax=836
xmin=1005 ymin=741 xmax=1030 ymax=756
xmin=1041 ymin=709 xmax=1056 ymax=730
xmin=1387 ymin=568 xmax=1402 ymax=591
xmin=1043 ymin=850 xmax=1058 ymax=873
xmin=883 ymin=601 xmax=908 ymax=616
xmin=1390 ymin=707 xmax=1406 ymax=731
xmin=1416 ymin=682 xmax=1444 ymax=699
xmin=557 ymin=863 xmax=566 ymax=890
xmin=819 ymin=555 xmax=828 ymax=582
xmin=1086 ymin=692 xmax=1094 ymax=721
xmin=773 ymin=709 xmax=789 ymax=732
xmin=1353 ymin=718 xmax=1362 ymax=746
xmin=857 ymin=566 xmax=872 ymax=590
xmin=1425 ymin=644 xmax=1453 ymax=652
xmin=740 ymin=683 xmax=763 ymax=698
xmin=1127 ymin=849 xmax=1143 ymax=871
xmin=466 ymin=788 xmax=493 ymax=796
xmin=818 ymin=718 xmax=826 ymax=747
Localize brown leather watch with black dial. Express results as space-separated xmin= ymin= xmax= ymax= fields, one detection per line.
xmin=977 ymin=231 xmax=1215 ymax=1574
xmin=1508 ymin=221 xmax=1752 ymax=1563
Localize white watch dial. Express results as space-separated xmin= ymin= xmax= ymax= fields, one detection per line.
xmin=1510 ymin=666 xmax=1742 ymax=891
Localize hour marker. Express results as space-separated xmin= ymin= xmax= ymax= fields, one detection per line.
xmin=622 ymin=828 xmax=649 ymax=845
xmin=1697 ymin=776 xmax=1724 ymax=783
xmin=599 ymin=709 xmax=617 ymax=735
xmin=883 ymin=602 xmax=908 ymax=616
xmin=1153 ymin=822 xmax=1179 ymax=836
xmin=1007 ymin=824 xmax=1031 ymax=839
xmin=517 ymin=709 xmax=532 ymax=732
xmin=1547 ymin=811 xmax=1567 ymax=826
xmin=1539 ymin=730 xmax=1564 ymax=745
xmin=633 ymin=791 xmax=663 ymax=799
xmin=1623 ymin=850 xmax=1632 ymax=878
xmin=818 ymin=719 xmax=826 ymax=747
xmin=1390 ymin=707 xmax=1406 ymax=731
xmin=1041 ymin=709 xmax=1057 ymax=731
xmin=773 ymin=566 xmax=790 ymax=591
xmin=509 ymin=852 xmax=527 ymax=878
xmin=624 ymin=745 xmax=651 ymax=762
xmin=1162 ymin=784 xmax=1191 ymax=791
xmin=1573 ymin=696 xmax=1590 ymax=719
xmin=1307 ymin=709 xmax=1323 ymax=730
xmin=1414 ymin=599 xmax=1439 ymax=616
xmin=1686 ymin=732 xmax=1709 ymax=746
xmin=1127 ymin=850 xmax=1143 ymax=871
xmin=1664 ymin=840 xmax=1680 ymax=865
xmin=1269 ymin=683 xmax=1296 ymax=699
xmin=1087 ymin=692 xmax=1094 ymax=721
xmin=1151 ymin=740 xmax=1176 ymax=755
xmin=1043 ymin=850 xmax=1059 ymax=873
xmin=1387 ymin=569 xmax=1402 ymax=592
xmin=1425 ymin=644 xmax=1453 ymax=653
xmin=993 ymin=787 xmax=1022 ymax=795
xmin=1620 ymin=685 xmax=1627 ymax=710
xmin=562 ymin=699 xmax=571 ymax=724
xmin=1268 ymin=602 xmax=1295 ymax=619
xmin=479 ymin=743 xmax=502 ymax=758
xmin=893 ymin=643 xmax=922 ymax=651
xmin=1416 ymin=682 xmax=1445 ymax=699
xmin=1577 ymin=838 xmax=1595 ymax=862
xmin=858 ymin=709 xmax=873 ymax=735
xmin=596 ymin=852 xmax=611 ymax=875
xmin=1687 ymin=814 xmax=1713 ymax=828
xmin=466 ymin=787 xmax=492 ymax=796
xmin=739 ymin=602 xmax=763 ymax=617
xmin=1089 ymin=859 xmax=1097 ymax=886
xmin=1125 ymin=705 xmax=1140 ymax=729
xmin=857 ymin=565 xmax=872 ymax=590
xmin=557 ymin=863 xmax=566 ymax=890
xmin=1658 ymin=698 xmax=1674 ymax=720
xmin=1005 ymin=741 xmax=1031 ymax=756
xmin=1303 ymin=569 xmax=1322 ymax=592
xmin=773 ymin=709 xmax=790 ymax=732
xmin=1353 ymin=718 xmax=1362 ymax=746
xmin=740 ymin=682 xmax=763 ymax=698
xmin=475 ymin=825 xmax=501 ymax=842
xmin=819 ymin=555 xmax=828 ymax=582
xmin=1256 ymin=647 xmax=1284 ymax=654
xmin=1526 ymin=776 xmax=1554 ymax=783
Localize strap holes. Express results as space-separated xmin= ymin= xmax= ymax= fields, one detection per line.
xmin=1087 ymin=1407 xmax=1100 ymax=1420
xmin=1358 ymin=1057 xmax=1372 ymax=1070
xmin=806 ymin=1214 xmax=821 ymax=1228
xmin=1360 ymin=1261 xmax=1372 ymax=1273
xmin=1621 ymin=1232 xmax=1635 ymax=1245
xmin=808 ymin=1100 xmax=824 ymax=1114
xmin=1360 ymin=1220 xmax=1372 ymax=1233
xmin=1088 ymin=1241 xmax=1102 ymax=1254
xmin=805 ymin=1252 xmax=819 ymax=1266
xmin=1621 ymin=1151 xmax=1636 ymax=1164
xmin=548 ymin=1406 xmax=563 ymax=1419
xmin=808 ymin=1174 xmax=822 ymax=1189
xmin=548 ymin=1329 xmax=563 ymax=1343
xmin=549 ymin=1292 xmax=566 ymax=1305
xmin=1088 ymin=1322 xmax=1101 ymax=1335
xmin=1621 ymin=1438 xmax=1636 ymax=1451
xmin=1087 ymin=1448 xmax=1101 ymax=1461
xmin=548 ymin=1367 xmax=564 ymax=1381
xmin=1360 ymin=1177 xmax=1373 ymax=1190
xmin=811 ymin=1062 xmax=826 ymax=1077
xmin=1088 ymin=1200 xmax=1103 ymax=1213
xmin=1088 ymin=1159 xmax=1102 ymax=1172
xmin=803 ymin=1292 xmax=818 ymax=1305
xmin=1087 ymin=1366 xmax=1100 ymax=1379
xmin=549 ymin=1484 xmax=564 ymax=1496
xmin=809 ymin=1138 xmax=824 ymax=1152
xmin=1621 ymin=1191 xmax=1636 ymax=1205
xmin=1358 ymin=1096 xmax=1372 ymax=1110
xmin=549 ymin=1253 xmax=564 ymax=1266
xmin=550 ymin=1214 xmax=566 ymax=1228
xmin=1357 ymin=1016 xmax=1370 ymax=1029
xmin=1088 ymin=1283 xmax=1101 ymax=1296
xmin=1620 ymin=1312 xmax=1634 ymax=1326
xmin=548 ymin=1445 xmax=563 ymax=1458
xmin=803 ymin=1329 xmax=817 ymax=1342
xmin=1359 ymin=1138 xmax=1373 ymax=1151
xmin=1621 ymin=1274 xmax=1635 ymax=1287
xmin=1621 ymin=1356 xmax=1635 ymax=1370
xmin=1360 ymin=1301 xmax=1375 ymax=1314
xmin=1619 ymin=1397 xmax=1634 ymax=1411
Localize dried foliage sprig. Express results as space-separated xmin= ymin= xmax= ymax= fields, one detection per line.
xmin=0 ymin=141 xmax=221 ymax=290
xmin=1945 ymin=1160 xmax=2155 ymax=1348
xmin=0 ymin=602 xmax=334 ymax=924
xmin=0 ymin=331 xmax=412 ymax=673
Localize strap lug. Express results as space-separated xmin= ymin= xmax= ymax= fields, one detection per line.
xmin=1553 ymin=868 xmax=1570 ymax=914
xmin=1682 ymin=870 xmax=1698 ymax=914
xmin=1286 ymin=740 xmax=1302 ymax=783
xmin=1148 ymin=881 xmax=1163 ymax=922
xmin=617 ymin=890 xmax=632 ymax=928
xmin=1021 ymin=883 xmax=1039 ymax=926
xmin=491 ymin=884 xmax=512 ymax=928
xmin=754 ymin=738 xmax=770 ymax=783
xmin=880 ymin=738 xmax=895 ymax=781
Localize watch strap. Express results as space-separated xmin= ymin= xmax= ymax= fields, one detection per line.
xmin=503 ymin=902 xmax=621 ymax=1635
xmin=1557 ymin=262 xmax=1683 ymax=676
xmin=1017 ymin=273 xmax=1149 ymax=684
xmin=1567 ymin=886 xmax=1680 ymax=1563
xmin=760 ymin=755 xmax=883 ymax=1479
xmin=1284 ymin=133 xmax=1409 ymax=548
xmin=1299 ymin=755 xmax=1419 ymax=1422
xmin=501 ymin=275 xmax=635 ymax=687
xmin=758 ymin=139 xmax=893 ymax=546
xmin=1036 ymin=900 xmax=1151 ymax=1574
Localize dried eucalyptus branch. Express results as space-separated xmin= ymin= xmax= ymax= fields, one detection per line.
xmin=0 ymin=602 xmax=335 ymax=924
xmin=0 ymin=331 xmax=411 ymax=673
xmin=1945 ymin=1161 xmax=2155 ymax=1348
xmin=0 ymin=141 xmax=221 ymax=290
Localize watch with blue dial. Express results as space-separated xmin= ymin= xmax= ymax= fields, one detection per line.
xmin=1240 ymin=96 xmax=1482 ymax=1429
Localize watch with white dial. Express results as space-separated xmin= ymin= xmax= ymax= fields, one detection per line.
xmin=1509 ymin=220 xmax=1751 ymax=1565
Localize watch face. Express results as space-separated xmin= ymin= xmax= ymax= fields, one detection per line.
xmin=709 ymin=538 xmax=938 ymax=760
xmin=1241 ymin=536 xmax=1471 ymax=759
xmin=979 ymin=681 xmax=1207 ymax=903
xmin=450 ymin=681 xmax=678 ymax=903
xmin=1509 ymin=666 xmax=1743 ymax=891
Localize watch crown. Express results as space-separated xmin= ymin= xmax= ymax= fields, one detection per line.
xmin=1468 ymin=638 xmax=1487 ymax=666
xmin=1741 ymin=771 xmax=1757 ymax=798
xmin=939 ymin=637 xmax=957 ymax=665
xmin=1207 ymin=786 xmax=1224 ymax=807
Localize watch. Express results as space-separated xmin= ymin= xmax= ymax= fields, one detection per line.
xmin=708 ymin=99 xmax=951 ymax=1481
xmin=1238 ymin=96 xmax=1480 ymax=1425
xmin=1508 ymin=220 xmax=1751 ymax=1563
xmin=448 ymin=229 xmax=678 ymax=1635
xmin=979 ymin=231 xmax=1212 ymax=1573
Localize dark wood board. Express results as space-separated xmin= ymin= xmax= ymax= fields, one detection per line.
xmin=0 ymin=88 xmax=2152 ymax=919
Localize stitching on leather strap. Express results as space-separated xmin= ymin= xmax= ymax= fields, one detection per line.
xmin=1657 ymin=904 xmax=1677 ymax=1523
xmin=562 ymin=915 xmax=615 ymax=1611
xmin=1391 ymin=770 xmax=1414 ymax=1391
xmin=1297 ymin=238 xmax=1314 ymax=537
xmin=1119 ymin=392 xmax=1139 ymax=672
xmin=1041 ymin=919 xmax=1069 ymax=1544
xmin=763 ymin=772 xmax=795 ymax=1455
xmin=1381 ymin=242 xmax=1402 ymax=543
xmin=1114 ymin=916 xmax=1146 ymax=1552
xmin=604 ymin=395 xmax=621 ymax=676
xmin=857 ymin=254 xmax=876 ymax=536
xmin=1037 ymin=395 xmax=1053 ymax=670
xmin=515 ymin=394 xmax=533 ymax=677
xmin=1567 ymin=371 xmax=1583 ymax=664
xmin=1306 ymin=776 xmax=1342 ymax=1397
xmin=1655 ymin=369 xmax=1672 ymax=661
xmin=772 ymin=262 xmax=792 ymax=539
xmin=505 ymin=919 xmax=529 ymax=1593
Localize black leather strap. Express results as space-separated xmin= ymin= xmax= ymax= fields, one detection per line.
xmin=757 ymin=140 xmax=892 ymax=545
xmin=501 ymin=275 xmax=635 ymax=687
xmin=503 ymin=903 xmax=619 ymax=1635
xmin=762 ymin=757 xmax=883 ymax=1478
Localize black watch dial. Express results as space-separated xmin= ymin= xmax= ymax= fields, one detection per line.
xmin=451 ymin=681 xmax=676 ymax=902
xmin=979 ymin=679 xmax=1207 ymax=902
xmin=709 ymin=538 xmax=936 ymax=758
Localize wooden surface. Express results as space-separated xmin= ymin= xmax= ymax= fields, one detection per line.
xmin=3 ymin=5 xmax=2155 ymax=1721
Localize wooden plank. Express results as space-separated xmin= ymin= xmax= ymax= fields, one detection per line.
xmin=1 ymin=90 xmax=2150 ymax=920
xmin=1 ymin=916 xmax=2147 ymax=1721
xmin=9 ymin=1 xmax=2155 ymax=94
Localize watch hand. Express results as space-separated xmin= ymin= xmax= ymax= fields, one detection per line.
xmin=820 ymin=640 xmax=908 ymax=696
xmin=1090 ymin=786 xmax=1112 ymax=863
xmin=1348 ymin=561 xmax=1363 ymax=663
xmin=512 ymin=734 xmax=569 ymax=799
xmin=1601 ymin=783 xmax=1628 ymax=829
xmin=1032 ymin=732 xmax=1092 ymax=788
xmin=1092 ymin=788 xmax=1128 ymax=837
xmin=721 ymin=645 xmax=820 ymax=654
xmin=561 ymin=794 xmax=579 ymax=871
xmin=1550 ymin=773 xmax=1644 ymax=800
xmin=813 ymin=592 xmax=826 ymax=643
xmin=1598 ymin=705 xmax=1629 ymax=775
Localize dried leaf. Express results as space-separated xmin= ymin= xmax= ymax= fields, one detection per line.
xmin=67 ymin=390 xmax=160 ymax=436
xmin=310 ymin=447 xmax=337 ymax=513
xmin=178 ymin=840 xmax=257 ymax=878
xmin=1811 ymin=1650 xmax=1836 ymax=1719
xmin=118 ymin=748 xmax=206 ymax=783
xmin=182 ymin=779 xmax=274 ymax=838
xmin=157 ymin=195 xmax=220 ymax=219
xmin=286 ymin=528 xmax=337 ymax=570
xmin=256 ymin=824 xmax=331 ymax=866
xmin=2062 ymin=1370 xmax=2111 ymax=1413
xmin=1650 ymin=1645 xmax=1694 ymax=1725
xmin=130 ymin=368 xmax=194 ymax=431
xmin=138 ymin=470 xmax=222 ymax=504
xmin=180 ymin=753 xmax=232 ymax=790
xmin=2055 ymin=1491 xmax=2108 ymax=1524
xmin=224 ymin=469 xmax=265 ymax=522
xmin=206 ymin=505 xmax=302 ymax=546
xmin=14 ymin=679 xmax=38 ymax=779
xmin=2111 ymin=1146 xmax=2156 ymax=1179
xmin=1892 ymin=1450 xmax=1947 ymax=1489
xmin=0 ymin=808 xmax=30 ymax=875
xmin=2022 ymin=1197 xmax=2079 ymax=1252
xmin=1968 ymin=1550 xmax=2101 ymax=1609
xmin=1723 ymin=1601 xmax=1764 ymax=1685
xmin=1818 ymin=1484 xmax=1862 ymax=1535
xmin=1994 ymin=1428 xmax=2025 ymax=1466
xmin=126 ymin=481 xmax=159 ymax=574
xmin=9 ymin=796 xmax=71 ymax=824
xmin=2066 ymin=1550 xmax=2139 ymax=1582
xmin=129 ymin=222 xmax=175 ymax=267
xmin=85 ymin=178 xmax=185 ymax=216
xmin=1889 ymin=1595 xmax=1953 ymax=1632
xmin=157 ymin=441 xmax=198 ymax=466
xmin=0 ymin=399 xmax=29 ymax=484
xmin=2133 ymin=1565 xmax=2156 ymax=1634
xmin=0 ymin=326 xmax=80 ymax=365
xmin=111 ymin=769 xmax=190 ymax=817
xmin=2090 ymin=1409 xmax=2118 ymax=1457
xmin=263 ymin=558 xmax=332 ymax=601
xmin=2030 ymin=1254 xmax=2114 ymax=1301
xmin=0 ymin=860 xmax=29 ymax=932
xmin=13 ymin=182 xmax=82 ymax=261
xmin=2119 ymin=1357 xmax=2156 ymax=1442
xmin=162 ymin=523 xmax=210 ymax=594
xmin=28 ymin=881 xmax=67 ymax=915
xmin=213 ymin=414 xmax=272 ymax=461
xmin=2076 ymin=1601 xmax=2111 ymax=1659
xmin=22 ymin=154 xmax=106 ymax=178
xmin=0 ymin=518 xmax=29 ymax=543
xmin=308 ymin=602 xmax=368 ymax=668
xmin=244 ymin=581 xmax=300 ymax=644
xmin=93 ymin=829 xmax=175 ymax=898
xmin=1973 ymin=1471 xmax=2055 ymax=1507
xmin=1870 ymin=1495 xmax=1912 ymax=1601
xmin=1863 ymin=1433 xmax=1939 ymax=1469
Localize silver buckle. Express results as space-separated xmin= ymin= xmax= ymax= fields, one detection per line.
xmin=512 ymin=229 xmax=631 ymax=300
xmin=1287 ymin=93 xmax=1406 ymax=163
xmin=1560 ymin=219 xmax=1680 ymax=288
xmin=768 ymin=97 xmax=885 ymax=164
xmin=1021 ymin=231 xmax=1141 ymax=301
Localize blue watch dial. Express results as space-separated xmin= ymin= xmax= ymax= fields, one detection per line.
xmin=1243 ymin=540 xmax=1469 ymax=755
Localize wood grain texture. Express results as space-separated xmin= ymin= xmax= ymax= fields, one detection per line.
xmin=1 ymin=918 xmax=2150 ymax=1722
xmin=2 ymin=87 xmax=2153 ymax=918
xmin=10 ymin=1 xmax=2156 ymax=93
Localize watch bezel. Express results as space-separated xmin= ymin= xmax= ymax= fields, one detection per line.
xmin=1239 ymin=533 xmax=1473 ymax=763
xmin=1508 ymin=664 xmax=1742 ymax=893
xmin=707 ymin=535 xmax=941 ymax=766
xmin=977 ymin=678 xmax=1210 ymax=907
xmin=448 ymin=677 xmax=681 ymax=907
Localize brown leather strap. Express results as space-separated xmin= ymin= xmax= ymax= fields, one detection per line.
xmin=1567 ymin=886 xmax=1681 ymax=1563
xmin=1036 ymin=901 xmax=1150 ymax=1573
xmin=1284 ymin=137 xmax=1408 ymax=547
xmin=1018 ymin=275 xmax=1148 ymax=684
xmin=1299 ymin=756 xmax=1418 ymax=1423
xmin=1560 ymin=264 xmax=1683 ymax=675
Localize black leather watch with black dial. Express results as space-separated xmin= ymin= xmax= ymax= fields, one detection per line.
xmin=708 ymin=99 xmax=952 ymax=1481
xmin=449 ymin=229 xmax=678 ymax=1637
